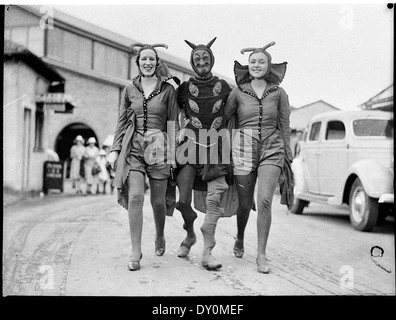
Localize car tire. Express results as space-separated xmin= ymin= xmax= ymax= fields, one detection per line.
xmin=290 ymin=198 xmax=309 ymax=214
xmin=349 ymin=178 xmax=379 ymax=231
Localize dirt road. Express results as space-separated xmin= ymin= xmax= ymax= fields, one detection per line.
xmin=3 ymin=186 xmax=394 ymax=297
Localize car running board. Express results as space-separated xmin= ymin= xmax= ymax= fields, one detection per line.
xmin=296 ymin=192 xmax=338 ymax=205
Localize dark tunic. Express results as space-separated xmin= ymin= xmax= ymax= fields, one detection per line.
xmin=178 ymin=76 xmax=231 ymax=134
xmin=176 ymin=76 xmax=232 ymax=188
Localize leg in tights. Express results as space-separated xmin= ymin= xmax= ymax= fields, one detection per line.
xmin=256 ymin=165 xmax=281 ymax=258
xmin=200 ymin=175 xmax=228 ymax=268
xmin=176 ymin=165 xmax=198 ymax=243
xmin=149 ymin=178 xmax=168 ymax=247
xmin=127 ymin=171 xmax=145 ymax=261
xmin=234 ymin=171 xmax=257 ymax=242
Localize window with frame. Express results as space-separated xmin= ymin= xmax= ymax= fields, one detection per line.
xmin=325 ymin=120 xmax=346 ymax=140
xmin=308 ymin=122 xmax=322 ymax=141
xmin=353 ymin=119 xmax=393 ymax=138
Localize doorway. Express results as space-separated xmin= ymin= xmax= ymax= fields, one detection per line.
xmin=55 ymin=123 xmax=98 ymax=178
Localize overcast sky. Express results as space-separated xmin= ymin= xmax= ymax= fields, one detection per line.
xmin=34 ymin=2 xmax=394 ymax=110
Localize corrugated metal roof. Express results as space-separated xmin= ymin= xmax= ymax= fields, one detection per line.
xmin=361 ymin=84 xmax=393 ymax=111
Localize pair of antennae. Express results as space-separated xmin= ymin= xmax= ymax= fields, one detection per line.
xmin=240 ymin=41 xmax=275 ymax=54
xmin=130 ymin=39 xmax=274 ymax=55
xmin=130 ymin=43 xmax=168 ymax=52
xmin=184 ymin=37 xmax=217 ymax=50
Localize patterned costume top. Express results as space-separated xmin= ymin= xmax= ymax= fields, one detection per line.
xmin=176 ymin=37 xmax=232 ymax=186
xmin=177 ymin=76 xmax=231 ymax=142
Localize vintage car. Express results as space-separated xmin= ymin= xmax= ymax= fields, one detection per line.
xmin=291 ymin=110 xmax=393 ymax=231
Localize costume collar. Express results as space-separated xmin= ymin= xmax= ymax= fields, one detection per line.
xmin=238 ymin=80 xmax=279 ymax=98
xmin=133 ymin=74 xmax=180 ymax=95
xmin=189 ymin=75 xmax=217 ymax=83
xmin=234 ymin=60 xmax=287 ymax=88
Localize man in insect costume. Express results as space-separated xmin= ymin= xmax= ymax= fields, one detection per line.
xmin=175 ymin=37 xmax=233 ymax=270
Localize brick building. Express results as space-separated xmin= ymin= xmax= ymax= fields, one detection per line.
xmin=3 ymin=5 xmax=233 ymax=191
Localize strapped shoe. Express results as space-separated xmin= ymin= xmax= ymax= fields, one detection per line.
xmin=128 ymin=253 xmax=142 ymax=271
xmin=256 ymin=255 xmax=270 ymax=274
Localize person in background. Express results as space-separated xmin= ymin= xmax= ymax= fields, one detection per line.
xmin=69 ymin=135 xmax=85 ymax=195
xmin=97 ymin=149 xmax=110 ymax=194
xmin=293 ymin=129 xmax=303 ymax=158
xmin=224 ymin=42 xmax=293 ymax=274
xmin=107 ymin=43 xmax=180 ymax=271
xmin=103 ymin=145 xmax=115 ymax=194
xmin=84 ymin=137 xmax=100 ymax=195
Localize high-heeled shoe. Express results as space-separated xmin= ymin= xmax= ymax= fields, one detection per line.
xmin=256 ymin=255 xmax=270 ymax=274
xmin=128 ymin=253 xmax=142 ymax=271
xmin=233 ymin=237 xmax=244 ymax=258
xmin=155 ymin=238 xmax=166 ymax=256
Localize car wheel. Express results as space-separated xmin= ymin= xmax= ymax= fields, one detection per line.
xmin=290 ymin=198 xmax=309 ymax=214
xmin=349 ymin=178 xmax=379 ymax=231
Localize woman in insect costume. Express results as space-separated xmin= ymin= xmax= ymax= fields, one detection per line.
xmin=108 ymin=43 xmax=180 ymax=271
xmin=224 ymin=42 xmax=293 ymax=273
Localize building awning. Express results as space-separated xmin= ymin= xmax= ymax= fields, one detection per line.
xmin=4 ymin=40 xmax=65 ymax=83
xmin=6 ymin=40 xmax=77 ymax=113
xmin=36 ymin=93 xmax=77 ymax=113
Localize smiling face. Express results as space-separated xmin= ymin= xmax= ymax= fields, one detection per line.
xmin=192 ymin=49 xmax=212 ymax=76
xmin=138 ymin=49 xmax=158 ymax=77
xmin=248 ymin=51 xmax=269 ymax=79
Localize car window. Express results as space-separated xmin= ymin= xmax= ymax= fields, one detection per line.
xmin=353 ymin=119 xmax=393 ymax=138
xmin=308 ymin=122 xmax=321 ymax=141
xmin=325 ymin=121 xmax=346 ymax=140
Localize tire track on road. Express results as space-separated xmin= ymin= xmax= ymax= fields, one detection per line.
xmin=3 ymin=195 xmax=119 ymax=295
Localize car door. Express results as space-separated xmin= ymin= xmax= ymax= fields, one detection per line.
xmin=302 ymin=121 xmax=322 ymax=194
xmin=317 ymin=119 xmax=348 ymax=196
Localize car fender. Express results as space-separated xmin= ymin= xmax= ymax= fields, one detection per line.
xmin=291 ymin=157 xmax=308 ymax=195
xmin=348 ymin=159 xmax=392 ymax=199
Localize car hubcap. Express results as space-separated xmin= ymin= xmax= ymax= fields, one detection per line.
xmin=351 ymin=186 xmax=366 ymax=223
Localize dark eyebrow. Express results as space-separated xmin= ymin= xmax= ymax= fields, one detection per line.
xmin=193 ymin=52 xmax=210 ymax=58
